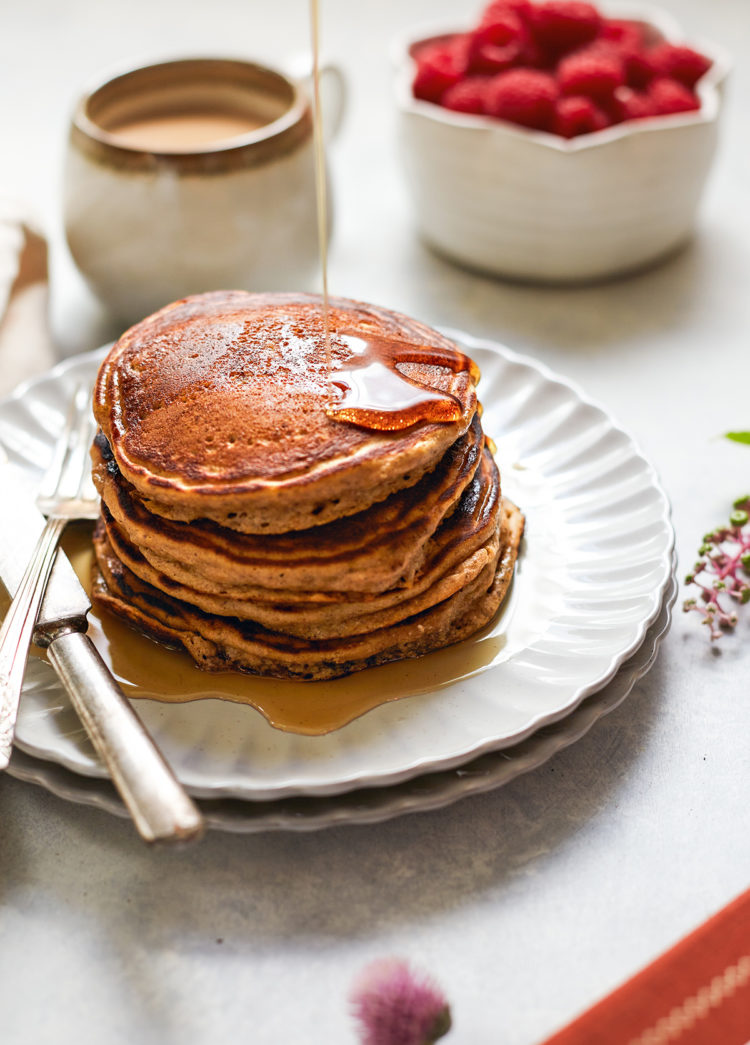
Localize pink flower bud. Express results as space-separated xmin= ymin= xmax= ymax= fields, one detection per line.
xmin=350 ymin=958 xmax=452 ymax=1045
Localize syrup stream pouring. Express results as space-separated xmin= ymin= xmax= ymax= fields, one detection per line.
xmin=309 ymin=0 xmax=331 ymax=391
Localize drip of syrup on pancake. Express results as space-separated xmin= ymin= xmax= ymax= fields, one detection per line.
xmin=328 ymin=332 xmax=480 ymax=431
xmin=309 ymin=0 xmax=478 ymax=430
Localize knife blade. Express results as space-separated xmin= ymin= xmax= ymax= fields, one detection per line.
xmin=0 ymin=445 xmax=203 ymax=843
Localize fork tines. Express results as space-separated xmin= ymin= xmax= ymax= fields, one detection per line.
xmin=37 ymin=383 xmax=99 ymax=520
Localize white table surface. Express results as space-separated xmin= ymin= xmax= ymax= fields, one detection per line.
xmin=1 ymin=1 xmax=749 ymax=1043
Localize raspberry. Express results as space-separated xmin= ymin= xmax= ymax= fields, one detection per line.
xmin=475 ymin=5 xmax=526 ymax=45
xmin=421 ymin=5 xmax=708 ymax=136
xmin=531 ymin=1 xmax=602 ymax=54
xmin=585 ymin=38 xmax=655 ymax=89
xmin=468 ymin=38 xmax=525 ymax=74
xmin=647 ymin=43 xmax=712 ymax=88
xmin=600 ymin=19 xmax=645 ymax=51
xmin=611 ymin=86 xmax=657 ymax=121
xmin=558 ymin=49 xmax=625 ymax=101
xmin=412 ymin=38 xmax=469 ymax=103
xmin=519 ymin=34 xmax=558 ymax=69
xmin=480 ymin=0 xmax=535 ymax=24
xmin=442 ymin=77 xmax=488 ymax=114
xmin=648 ymin=77 xmax=700 ymax=115
xmin=622 ymin=47 xmax=658 ymax=89
xmin=468 ymin=9 xmax=527 ymax=74
xmin=484 ymin=68 xmax=558 ymax=130
xmin=555 ymin=95 xmax=609 ymax=137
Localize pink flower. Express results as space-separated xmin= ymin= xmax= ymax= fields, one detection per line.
xmin=350 ymin=958 xmax=452 ymax=1045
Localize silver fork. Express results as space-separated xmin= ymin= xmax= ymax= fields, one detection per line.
xmin=0 ymin=386 xmax=95 ymax=753
xmin=0 ymin=384 xmax=203 ymax=843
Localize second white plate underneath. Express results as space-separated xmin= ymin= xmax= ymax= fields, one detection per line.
xmin=7 ymin=567 xmax=677 ymax=831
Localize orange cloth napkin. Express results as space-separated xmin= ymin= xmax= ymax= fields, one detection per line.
xmin=539 ymin=887 xmax=750 ymax=1045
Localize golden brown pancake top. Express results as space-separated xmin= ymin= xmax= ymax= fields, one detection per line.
xmin=94 ymin=291 xmax=478 ymax=518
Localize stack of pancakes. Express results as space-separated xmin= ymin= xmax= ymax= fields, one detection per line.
xmin=91 ymin=291 xmax=523 ymax=681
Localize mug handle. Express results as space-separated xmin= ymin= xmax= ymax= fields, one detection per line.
xmin=284 ymin=56 xmax=347 ymax=142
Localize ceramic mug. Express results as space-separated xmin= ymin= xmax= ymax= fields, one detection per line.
xmin=64 ymin=56 xmax=345 ymax=323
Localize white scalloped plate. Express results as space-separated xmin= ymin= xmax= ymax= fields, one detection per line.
xmin=7 ymin=568 xmax=676 ymax=831
xmin=0 ymin=332 xmax=674 ymax=799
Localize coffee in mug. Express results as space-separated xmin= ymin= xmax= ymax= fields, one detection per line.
xmin=64 ymin=57 xmax=344 ymax=323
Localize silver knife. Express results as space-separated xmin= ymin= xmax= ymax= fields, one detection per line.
xmin=0 ymin=449 xmax=203 ymax=843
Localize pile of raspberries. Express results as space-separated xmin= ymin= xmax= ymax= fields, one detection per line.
xmin=412 ymin=0 xmax=712 ymax=138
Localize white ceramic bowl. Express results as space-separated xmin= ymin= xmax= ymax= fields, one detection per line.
xmin=394 ymin=5 xmax=730 ymax=283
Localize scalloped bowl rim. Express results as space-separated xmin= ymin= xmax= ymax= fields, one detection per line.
xmin=393 ymin=2 xmax=731 ymax=153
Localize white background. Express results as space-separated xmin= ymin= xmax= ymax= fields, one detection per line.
xmin=1 ymin=1 xmax=749 ymax=1042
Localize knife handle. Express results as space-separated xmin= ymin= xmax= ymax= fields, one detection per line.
xmin=46 ymin=630 xmax=203 ymax=844
xmin=0 ymin=515 xmax=67 ymax=769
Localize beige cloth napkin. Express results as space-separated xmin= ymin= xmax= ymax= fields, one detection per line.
xmin=0 ymin=200 xmax=56 ymax=398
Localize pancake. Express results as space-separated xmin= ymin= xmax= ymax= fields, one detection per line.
xmin=91 ymin=414 xmax=485 ymax=595
xmin=100 ymin=514 xmax=501 ymax=641
xmin=91 ymin=500 xmax=524 ymax=681
xmin=90 ymin=290 xmax=524 ymax=685
xmin=94 ymin=291 xmax=479 ymax=534
xmin=97 ymin=447 xmax=502 ymax=639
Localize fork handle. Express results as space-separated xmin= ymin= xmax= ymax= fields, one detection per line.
xmin=46 ymin=630 xmax=204 ymax=844
xmin=0 ymin=515 xmax=67 ymax=769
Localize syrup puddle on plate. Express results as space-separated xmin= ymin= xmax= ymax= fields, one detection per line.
xmin=10 ymin=522 xmax=510 ymax=737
